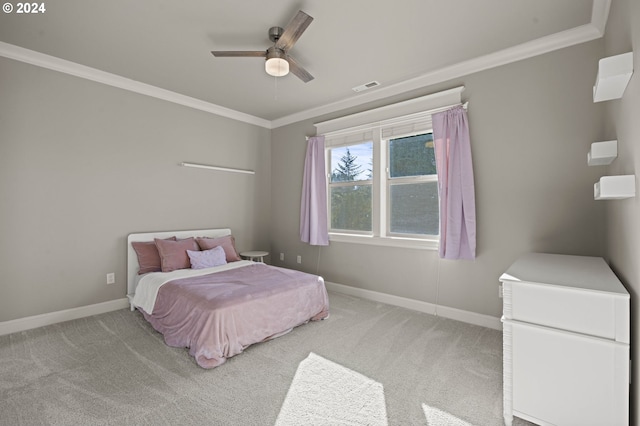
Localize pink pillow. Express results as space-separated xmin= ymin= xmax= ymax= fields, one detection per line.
xmin=132 ymin=237 xmax=177 ymax=274
xmin=187 ymin=246 xmax=227 ymax=269
xmin=196 ymin=235 xmax=242 ymax=262
xmin=155 ymin=237 xmax=200 ymax=272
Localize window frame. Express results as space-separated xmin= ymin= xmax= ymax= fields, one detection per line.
xmin=326 ymin=140 xmax=375 ymax=236
xmin=315 ymin=86 xmax=465 ymax=250
xmin=385 ymin=131 xmax=439 ymax=240
xmin=325 ymin=129 xmax=440 ymax=250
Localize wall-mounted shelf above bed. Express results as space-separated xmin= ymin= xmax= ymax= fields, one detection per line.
xmin=594 ymin=175 xmax=636 ymax=200
xmin=181 ymin=162 xmax=255 ymax=175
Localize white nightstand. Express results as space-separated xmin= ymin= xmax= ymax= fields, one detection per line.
xmin=240 ymin=251 xmax=269 ymax=263
xmin=127 ymin=294 xmax=135 ymax=311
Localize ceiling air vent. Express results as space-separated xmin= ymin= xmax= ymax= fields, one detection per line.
xmin=352 ymin=81 xmax=381 ymax=92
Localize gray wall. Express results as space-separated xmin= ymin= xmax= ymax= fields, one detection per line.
xmin=270 ymin=40 xmax=606 ymax=318
xmin=0 ymin=36 xmax=609 ymax=323
xmin=602 ymin=0 xmax=640 ymax=422
xmin=0 ymin=57 xmax=271 ymax=322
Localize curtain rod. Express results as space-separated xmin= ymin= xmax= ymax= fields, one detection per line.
xmin=180 ymin=162 xmax=255 ymax=175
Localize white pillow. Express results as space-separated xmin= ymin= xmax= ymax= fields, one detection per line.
xmin=187 ymin=246 xmax=227 ymax=269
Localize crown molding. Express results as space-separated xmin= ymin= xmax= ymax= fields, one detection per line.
xmin=590 ymin=0 xmax=611 ymax=35
xmin=0 ymin=41 xmax=272 ymax=129
xmin=271 ymin=22 xmax=605 ymax=128
xmin=0 ymin=1 xmax=609 ymax=131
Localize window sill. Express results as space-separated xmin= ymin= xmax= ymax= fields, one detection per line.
xmin=329 ymin=233 xmax=439 ymax=250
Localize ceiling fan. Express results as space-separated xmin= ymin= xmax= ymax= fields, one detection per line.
xmin=211 ymin=10 xmax=314 ymax=83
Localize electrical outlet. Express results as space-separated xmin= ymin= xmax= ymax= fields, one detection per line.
xmin=106 ymin=273 xmax=115 ymax=285
xmin=280 ymin=253 xmax=284 ymax=261
xmin=297 ymin=255 xmax=302 ymax=264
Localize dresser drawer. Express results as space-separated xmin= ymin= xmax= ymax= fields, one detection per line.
xmin=503 ymin=281 xmax=629 ymax=342
xmin=500 ymin=253 xmax=630 ymax=343
xmin=508 ymin=320 xmax=629 ymax=426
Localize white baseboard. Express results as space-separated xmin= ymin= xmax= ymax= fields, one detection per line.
xmin=0 ymin=298 xmax=130 ymax=336
xmin=0 ymin=286 xmax=501 ymax=337
xmin=325 ymin=281 xmax=501 ymax=330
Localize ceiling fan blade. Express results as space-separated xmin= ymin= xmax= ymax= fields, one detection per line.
xmin=286 ymin=55 xmax=314 ymax=83
xmin=211 ymin=51 xmax=266 ymax=57
xmin=275 ymin=10 xmax=313 ymax=51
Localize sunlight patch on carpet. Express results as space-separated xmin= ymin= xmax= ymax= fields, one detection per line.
xmin=276 ymin=352 xmax=387 ymax=426
xmin=422 ymin=404 xmax=475 ymax=426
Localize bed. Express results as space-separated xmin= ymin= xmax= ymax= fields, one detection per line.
xmin=127 ymin=228 xmax=329 ymax=368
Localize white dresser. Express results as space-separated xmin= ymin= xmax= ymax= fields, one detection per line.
xmin=500 ymin=253 xmax=630 ymax=426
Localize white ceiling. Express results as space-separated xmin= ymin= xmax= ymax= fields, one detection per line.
xmin=0 ymin=1 xmax=608 ymax=127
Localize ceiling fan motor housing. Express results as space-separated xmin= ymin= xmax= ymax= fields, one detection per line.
xmin=268 ymin=26 xmax=284 ymax=43
xmin=266 ymin=46 xmax=286 ymax=60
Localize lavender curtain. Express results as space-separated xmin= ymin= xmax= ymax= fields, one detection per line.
xmin=432 ymin=106 xmax=476 ymax=259
xmin=300 ymin=136 xmax=329 ymax=245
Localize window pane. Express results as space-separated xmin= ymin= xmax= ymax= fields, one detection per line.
xmin=330 ymin=142 xmax=373 ymax=183
xmin=330 ymin=185 xmax=372 ymax=231
xmin=390 ymin=182 xmax=439 ymax=235
xmin=389 ymin=133 xmax=436 ymax=178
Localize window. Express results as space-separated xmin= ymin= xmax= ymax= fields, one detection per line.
xmin=329 ymin=142 xmax=373 ymax=233
xmin=327 ymin=131 xmax=438 ymax=247
xmin=317 ymin=86 xmax=464 ymax=249
xmin=387 ymin=133 xmax=439 ymax=237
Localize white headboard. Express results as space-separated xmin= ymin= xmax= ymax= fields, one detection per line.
xmin=127 ymin=228 xmax=232 ymax=296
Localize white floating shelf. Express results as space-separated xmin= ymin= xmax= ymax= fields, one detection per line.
xmin=588 ymin=140 xmax=617 ymax=166
xmin=593 ymin=52 xmax=634 ymax=102
xmin=594 ymin=175 xmax=636 ymax=200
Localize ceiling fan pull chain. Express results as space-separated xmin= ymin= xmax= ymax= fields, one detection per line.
xmin=274 ymin=74 xmax=278 ymax=100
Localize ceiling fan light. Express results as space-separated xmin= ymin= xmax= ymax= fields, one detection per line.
xmin=265 ymin=57 xmax=289 ymax=77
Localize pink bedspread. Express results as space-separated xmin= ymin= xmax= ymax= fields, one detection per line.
xmin=142 ymin=263 xmax=329 ymax=368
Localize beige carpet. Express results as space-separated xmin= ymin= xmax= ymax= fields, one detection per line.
xmin=0 ymin=292 xmax=533 ymax=425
